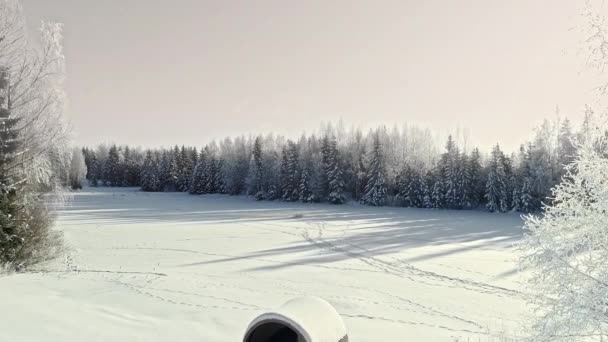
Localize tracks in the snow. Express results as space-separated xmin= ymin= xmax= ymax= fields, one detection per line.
xmin=303 ymin=223 xmax=519 ymax=298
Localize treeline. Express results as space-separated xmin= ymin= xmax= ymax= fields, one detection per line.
xmin=82 ymin=115 xmax=586 ymax=213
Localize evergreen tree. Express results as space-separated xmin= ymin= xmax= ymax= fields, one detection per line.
xmin=157 ymin=151 xmax=170 ymax=191
xmin=355 ymin=144 xmax=367 ymax=201
xmin=500 ymin=153 xmax=515 ymax=210
xmin=396 ymin=165 xmax=418 ymax=207
xmin=223 ymin=138 xmax=250 ymax=195
xmin=519 ymin=176 xmax=535 ymax=213
xmin=443 ymin=135 xmax=463 ymax=209
xmin=431 ymin=174 xmax=445 ymax=208
xmin=298 ymin=167 xmax=313 ymax=203
xmin=517 ymin=144 xmax=538 ymax=213
xmin=420 ymin=171 xmax=433 ymax=208
xmin=327 ymin=136 xmax=345 ymax=204
xmin=209 ymin=158 xmax=225 ymax=194
xmin=105 ymin=145 xmax=121 ymax=186
xmin=467 ymin=148 xmax=484 ymax=207
xmin=190 ymin=149 xmax=207 ymax=195
xmin=202 ymin=148 xmax=217 ymax=194
xmin=0 ymin=67 xmax=57 ymax=264
xmin=177 ymin=146 xmax=192 ymax=192
xmin=140 ymin=151 xmax=160 ymax=192
xmin=87 ymin=151 xmax=101 ymax=187
xmin=279 ymin=145 xmax=290 ymax=200
xmin=250 ymin=136 xmax=265 ymax=200
xmin=122 ymin=146 xmax=139 ymax=187
xmin=362 ymin=132 xmax=387 ymax=206
xmin=298 ymin=137 xmax=323 ymax=203
xmin=485 ymin=144 xmax=509 ymax=213
xmin=320 ymin=135 xmax=331 ymax=199
xmin=459 ymin=153 xmax=472 ymax=208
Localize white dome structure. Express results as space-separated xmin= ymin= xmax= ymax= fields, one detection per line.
xmin=243 ymin=297 xmax=349 ymax=342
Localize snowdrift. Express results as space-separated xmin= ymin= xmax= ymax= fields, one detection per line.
xmin=243 ymin=297 xmax=349 ymax=342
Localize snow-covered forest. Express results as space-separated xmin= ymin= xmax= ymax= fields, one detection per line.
xmin=4 ymin=0 xmax=608 ymax=341
xmin=82 ymin=114 xmax=584 ymax=213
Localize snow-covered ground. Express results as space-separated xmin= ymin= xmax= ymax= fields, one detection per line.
xmin=0 ymin=187 xmax=527 ymax=341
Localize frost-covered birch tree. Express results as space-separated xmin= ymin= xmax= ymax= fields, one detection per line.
xmin=520 ymin=114 xmax=608 ymax=341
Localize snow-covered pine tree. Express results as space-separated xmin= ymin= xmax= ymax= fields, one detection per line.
xmin=297 ymin=138 xmax=314 ymax=203
xmin=87 ymin=151 xmax=101 ymax=187
xmin=105 ymin=145 xmax=121 ymax=186
xmin=222 ymin=137 xmax=250 ymax=195
xmin=431 ymin=176 xmax=445 ymax=208
xmin=396 ymin=165 xmax=416 ymax=207
xmin=355 ymin=144 xmax=367 ymax=202
xmin=361 ymin=132 xmax=387 ymax=206
xmin=189 ymin=149 xmax=207 ymax=195
xmin=419 ymin=171 xmax=432 ymax=208
xmin=288 ymin=141 xmax=301 ymax=201
xmin=176 ymin=146 xmax=191 ymax=192
xmin=157 ymin=151 xmax=170 ymax=190
xmin=442 ymin=135 xmax=463 ymax=209
xmin=320 ymin=135 xmax=331 ymax=199
xmin=211 ymin=158 xmax=224 ymax=193
xmin=122 ymin=146 xmax=139 ymax=187
xmin=279 ymin=145 xmax=290 ymax=200
xmin=327 ymin=136 xmax=345 ymax=204
xmin=202 ymin=147 xmax=217 ymax=194
xmin=500 ymin=153 xmax=515 ymax=210
xmin=250 ymin=136 xmax=265 ymax=200
xmin=396 ymin=166 xmax=408 ymax=206
xmin=140 ymin=150 xmax=160 ymax=192
xmin=161 ymin=147 xmax=179 ymax=191
xmin=517 ymin=144 xmax=537 ymax=213
xmin=0 ymin=65 xmax=25 ymax=262
xmin=459 ymin=153 xmax=472 ymax=208
xmin=485 ymin=144 xmax=508 ymax=213
xmin=297 ymin=167 xmax=310 ymax=202
xmin=467 ymin=148 xmax=484 ymax=207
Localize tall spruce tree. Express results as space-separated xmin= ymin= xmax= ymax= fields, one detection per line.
xmin=0 ymin=68 xmax=24 ymax=262
xmin=362 ymin=132 xmax=387 ymax=206
xmin=467 ymin=148 xmax=484 ymax=207
xmin=190 ymin=149 xmax=207 ymax=195
xmin=327 ymin=136 xmax=345 ymax=204
xmin=443 ymin=135 xmax=463 ymax=209
xmin=397 ymin=165 xmax=417 ymax=207
xmin=105 ymin=145 xmax=121 ymax=186
xmin=87 ymin=151 xmax=101 ymax=187
xmin=176 ymin=146 xmax=192 ymax=192
xmin=279 ymin=141 xmax=300 ymax=201
xmin=140 ymin=151 xmax=159 ymax=192
xmin=486 ymin=144 xmax=509 ymax=213
xmin=250 ymin=136 xmax=265 ymax=200
xmin=517 ymin=144 xmax=537 ymax=213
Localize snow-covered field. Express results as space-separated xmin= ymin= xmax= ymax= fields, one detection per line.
xmin=0 ymin=187 xmax=527 ymax=341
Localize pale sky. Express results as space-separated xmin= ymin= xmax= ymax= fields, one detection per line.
xmin=22 ymin=0 xmax=605 ymax=151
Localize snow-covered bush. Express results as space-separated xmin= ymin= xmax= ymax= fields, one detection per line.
xmin=520 ymin=114 xmax=608 ymax=341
